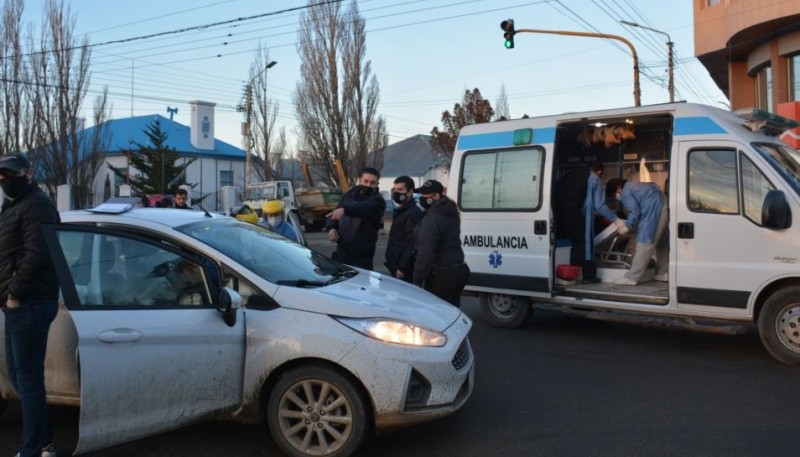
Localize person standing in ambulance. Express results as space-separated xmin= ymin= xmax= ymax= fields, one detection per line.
xmin=612 ymin=178 xmax=669 ymax=285
xmin=553 ymin=163 xmax=625 ymax=283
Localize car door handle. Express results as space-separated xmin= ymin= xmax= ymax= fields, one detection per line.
xmin=98 ymin=328 xmax=143 ymax=343
xmin=678 ymin=222 xmax=694 ymax=239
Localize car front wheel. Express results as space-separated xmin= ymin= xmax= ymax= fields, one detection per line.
xmin=267 ymin=365 xmax=369 ymax=457
xmin=758 ymin=287 xmax=800 ymax=366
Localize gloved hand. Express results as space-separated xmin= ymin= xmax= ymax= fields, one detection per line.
xmin=613 ymin=218 xmax=630 ymax=236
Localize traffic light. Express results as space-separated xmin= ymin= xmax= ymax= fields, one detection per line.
xmin=501 ymin=19 xmax=515 ymax=49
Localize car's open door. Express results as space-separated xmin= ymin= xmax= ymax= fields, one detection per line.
xmin=43 ymin=224 xmax=246 ymax=454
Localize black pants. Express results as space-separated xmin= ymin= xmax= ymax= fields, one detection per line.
xmin=426 ymin=263 xmax=470 ymax=307
xmin=332 ymin=249 xmax=374 ymax=270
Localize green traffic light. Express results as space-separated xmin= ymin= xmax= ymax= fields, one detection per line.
xmin=504 ymin=39 xmax=514 ymax=49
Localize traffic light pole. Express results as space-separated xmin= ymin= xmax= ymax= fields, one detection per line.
xmin=514 ymin=28 xmax=641 ymax=107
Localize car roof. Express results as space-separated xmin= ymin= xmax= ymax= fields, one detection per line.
xmin=61 ymin=207 xmax=226 ymax=228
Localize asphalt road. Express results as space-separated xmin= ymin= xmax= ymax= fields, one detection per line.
xmin=3 ymin=231 xmax=800 ymax=456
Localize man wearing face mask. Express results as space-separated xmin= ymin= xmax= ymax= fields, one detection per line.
xmin=326 ymin=167 xmax=386 ymax=270
xmin=0 ymin=154 xmax=61 ymax=457
xmin=384 ymin=176 xmax=423 ymax=282
xmin=259 ymin=200 xmax=300 ymax=243
xmin=412 ymin=179 xmax=470 ymax=307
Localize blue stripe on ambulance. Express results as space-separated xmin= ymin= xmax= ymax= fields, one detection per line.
xmin=457 ymin=127 xmax=556 ymax=149
xmin=674 ymin=116 xmax=727 ymax=135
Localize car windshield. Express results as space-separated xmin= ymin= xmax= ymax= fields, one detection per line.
xmin=176 ymin=217 xmax=355 ymax=287
xmin=753 ymin=142 xmax=800 ymax=197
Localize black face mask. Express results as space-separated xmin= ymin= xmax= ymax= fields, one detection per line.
xmin=420 ymin=196 xmax=434 ymax=210
xmin=392 ymin=191 xmax=408 ymax=204
xmin=358 ymin=185 xmax=375 ymax=197
xmin=0 ymin=175 xmax=28 ymax=199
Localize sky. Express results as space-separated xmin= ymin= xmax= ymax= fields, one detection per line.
xmin=18 ymin=0 xmax=727 ymax=152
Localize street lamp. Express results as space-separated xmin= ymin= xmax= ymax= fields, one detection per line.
xmin=243 ymin=60 xmax=277 ymax=192
xmin=620 ymin=20 xmax=674 ymax=103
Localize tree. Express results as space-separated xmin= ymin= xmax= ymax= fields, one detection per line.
xmin=107 ymin=119 xmax=195 ymax=197
xmin=249 ymin=44 xmax=287 ymax=182
xmin=24 ymin=0 xmax=110 ymax=208
xmin=0 ymin=0 xmax=26 ymax=156
xmin=293 ymin=0 xmax=387 ymax=186
xmin=496 ymin=84 xmax=510 ymax=121
xmin=430 ymin=88 xmax=494 ymax=159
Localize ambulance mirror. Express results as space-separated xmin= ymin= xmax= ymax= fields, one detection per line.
xmin=762 ymin=190 xmax=791 ymax=230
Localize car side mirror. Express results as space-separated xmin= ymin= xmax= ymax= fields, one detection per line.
xmin=762 ymin=189 xmax=792 ymax=230
xmin=217 ymin=287 xmax=242 ymax=327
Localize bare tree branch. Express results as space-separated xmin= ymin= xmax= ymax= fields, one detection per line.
xmin=293 ymin=0 xmax=387 ymax=187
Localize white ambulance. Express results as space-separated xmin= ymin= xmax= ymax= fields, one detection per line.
xmin=449 ymin=102 xmax=800 ymax=366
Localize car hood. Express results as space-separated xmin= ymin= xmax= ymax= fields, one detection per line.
xmin=271 ymin=270 xmax=462 ymax=332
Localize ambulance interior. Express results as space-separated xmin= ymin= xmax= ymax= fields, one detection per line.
xmin=552 ymin=114 xmax=672 ymax=304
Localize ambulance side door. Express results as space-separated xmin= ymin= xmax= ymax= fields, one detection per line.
xmin=458 ymin=145 xmax=551 ymax=294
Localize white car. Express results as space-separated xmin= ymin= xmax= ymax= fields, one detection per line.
xmin=0 ymin=206 xmax=474 ymax=457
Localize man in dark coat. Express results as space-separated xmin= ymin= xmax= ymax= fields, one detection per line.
xmin=0 ymin=153 xmax=61 ymax=457
xmin=413 ymin=179 xmax=470 ymax=307
xmin=326 ymin=167 xmax=386 ymax=270
xmin=385 ymin=176 xmax=423 ymax=282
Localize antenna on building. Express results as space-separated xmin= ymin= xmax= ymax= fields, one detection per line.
xmin=167 ymin=106 xmax=178 ymax=121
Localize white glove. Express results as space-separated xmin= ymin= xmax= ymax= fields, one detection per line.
xmin=613 ymin=218 xmax=630 ymax=236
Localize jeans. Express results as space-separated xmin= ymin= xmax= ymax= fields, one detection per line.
xmin=4 ymin=298 xmax=58 ymax=457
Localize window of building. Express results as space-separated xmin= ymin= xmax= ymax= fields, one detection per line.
xmin=460 ymin=148 xmax=544 ymax=211
xmin=687 ymin=148 xmax=738 ymax=214
xmin=755 ymin=65 xmax=773 ymax=112
xmin=706 ymin=0 xmax=720 ymax=6
xmin=220 ymin=170 xmax=233 ymax=187
xmin=790 ymin=55 xmax=800 ymax=101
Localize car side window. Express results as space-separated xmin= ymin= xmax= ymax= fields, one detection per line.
xmin=57 ymin=230 xmax=213 ymax=308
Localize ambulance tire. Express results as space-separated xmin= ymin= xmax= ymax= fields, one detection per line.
xmin=480 ymin=293 xmax=531 ymax=329
xmin=758 ymin=287 xmax=800 ymax=367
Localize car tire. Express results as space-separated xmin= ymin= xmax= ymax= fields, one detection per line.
xmin=480 ymin=292 xmax=531 ymax=329
xmin=267 ymin=365 xmax=370 ymax=457
xmin=758 ymin=287 xmax=800 ymax=366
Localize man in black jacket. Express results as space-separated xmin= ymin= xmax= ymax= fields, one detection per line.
xmin=0 ymin=153 xmax=61 ymax=457
xmin=413 ymin=179 xmax=469 ymax=306
xmin=384 ymin=176 xmax=422 ymax=282
xmin=326 ymin=167 xmax=386 ymax=270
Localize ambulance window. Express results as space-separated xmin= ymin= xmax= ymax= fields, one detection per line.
xmin=460 ymin=148 xmax=544 ymax=211
xmin=687 ymin=149 xmax=739 ymax=214
xmin=741 ymin=154 xmax=775 ymax=224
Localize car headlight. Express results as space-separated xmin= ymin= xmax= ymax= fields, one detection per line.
xmin=335 ymin=317 xmax=447 ymax=347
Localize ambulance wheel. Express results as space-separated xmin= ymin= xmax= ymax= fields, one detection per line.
xmin=758 ymin=287 xmax=800 ymax=367
xmin=480 ymin=293 xmax=530 ymax=328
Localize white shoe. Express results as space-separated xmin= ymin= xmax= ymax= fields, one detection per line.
xmin=42 ymin=444 xmax=58 ymax=457
xmin=653 ymin=273 xmax=668 ymax=282
xmin=614 ymin=276 xmax=637 ymax=285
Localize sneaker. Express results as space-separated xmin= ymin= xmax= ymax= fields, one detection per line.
xmin=614 ymin=276 xmax=637 ymax=285
xmin=653 ymin=273 xmax=668 ymax=282
xmin=42 ymin=444 xmax=58 ymax=457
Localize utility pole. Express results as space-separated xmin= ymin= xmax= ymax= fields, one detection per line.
xmin=502 ymin=22 xmax=641 ymax=106
xmin=621 ymin=21 xmax=674 ymax=103
xmin=241 ymin=60 xmax=277 ymax=192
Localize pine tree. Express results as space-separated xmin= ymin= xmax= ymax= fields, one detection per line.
xmin=108 ymin=119 xmax=196 ymax=197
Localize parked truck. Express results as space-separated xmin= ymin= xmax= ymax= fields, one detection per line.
xmin=244 ymin=160 xmax=350 ymax=232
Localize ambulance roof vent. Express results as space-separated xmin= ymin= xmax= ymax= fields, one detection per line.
xmin=734 ymin=108 xmax=799 ymax=136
